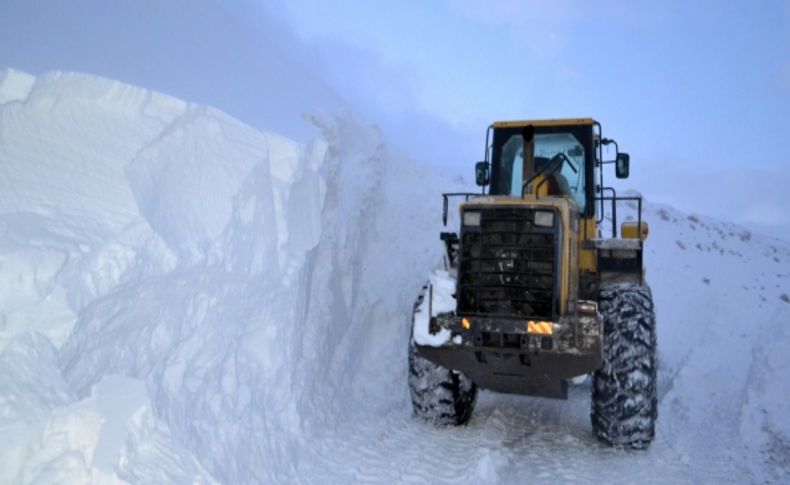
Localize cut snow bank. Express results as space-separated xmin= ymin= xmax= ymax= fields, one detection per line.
xmin=0 ymin=68 xmax=450 ymax=483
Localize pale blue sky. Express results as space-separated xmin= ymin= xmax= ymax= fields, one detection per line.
xmin=2 ymin=0 xmax=789 ymax=238
xmin=271 ymin=0 xmax=789 ymax=153
xmin=264 ymin=0 xmax=790 ymax=238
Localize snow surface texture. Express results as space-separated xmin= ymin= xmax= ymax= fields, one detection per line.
xmin=1 ymin=68 xmax=789 ymax=484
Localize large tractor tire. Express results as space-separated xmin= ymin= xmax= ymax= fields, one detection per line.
xmin=408 ymin=284 xmax=477 ymax=426
xmin=591 ymin=282 xmax=657 ymax=449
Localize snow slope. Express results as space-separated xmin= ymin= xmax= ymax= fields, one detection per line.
xmin=1 ymin=68 xmax=789 ymax=484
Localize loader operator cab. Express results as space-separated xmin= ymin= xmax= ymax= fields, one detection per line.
xmin=472 ymin=119 xmax=635 ymax=229
xmin=488 ymin=126 xmax=591 ymax=214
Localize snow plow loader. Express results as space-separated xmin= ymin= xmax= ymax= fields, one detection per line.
xmin=408 ymin=118 xmax=657 ymax=449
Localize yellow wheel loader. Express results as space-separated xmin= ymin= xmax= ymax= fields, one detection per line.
xmin=408 ymin=118 xmax=656 ymax=449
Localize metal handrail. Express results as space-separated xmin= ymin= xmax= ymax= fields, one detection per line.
xmin=595 ymin=193 xmax=642 ymax=239
xmin=442 ymin=192 xmax=484 ymax=226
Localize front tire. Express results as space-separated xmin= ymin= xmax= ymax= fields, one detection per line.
xmin=591 ymin=282 xmax=657 ymax=449
xmin=408 ymin=284 xmax=477 ymax=426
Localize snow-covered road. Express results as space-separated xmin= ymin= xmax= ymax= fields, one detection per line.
xmin=295 ymin=388 xmax=744 ymax=485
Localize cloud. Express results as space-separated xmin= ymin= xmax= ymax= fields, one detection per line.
xmin=624 ymin=160 xmax=790 ymax=242
xmin=737 ymin=203 xmax=790 ymax=227
xmin=448 ymin=0 xmax=578 ymax=59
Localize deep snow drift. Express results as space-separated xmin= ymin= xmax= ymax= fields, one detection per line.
xmin=1 ymin=68 xmax=789 ymax=484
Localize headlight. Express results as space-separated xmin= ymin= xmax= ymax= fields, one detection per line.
xmin=463 ymin=211 xmax=481 ymax=226
xmin=534 ymin=210 xmax=554 ymax=227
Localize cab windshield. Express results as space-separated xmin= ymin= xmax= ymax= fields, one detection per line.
xmin=493 ymin=132 xmax=587 ymax=211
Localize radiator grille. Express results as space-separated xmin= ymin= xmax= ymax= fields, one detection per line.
xmin=458 ymin=208 xmax=557 ymax=319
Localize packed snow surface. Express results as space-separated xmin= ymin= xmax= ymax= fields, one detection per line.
xmin=1 ymin=69 xmax=789 ymax=484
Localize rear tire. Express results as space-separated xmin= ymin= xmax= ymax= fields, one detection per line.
xmin=591 ymin=282 xmax=657 ymax=449
xmin=408 ymin=284 xmax=477 ymax=426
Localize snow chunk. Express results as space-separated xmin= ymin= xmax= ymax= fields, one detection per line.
xmin=412 ymin=269 xmax=456 ymax=347
xmin=0 ymin=68 xmax=35 ymax=104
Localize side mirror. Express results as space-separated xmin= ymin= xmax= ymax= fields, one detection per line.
xmin=475 ymin=161 xmax=490 ymax=186
xmin=615 ymin=153 xmax=630 ymax=179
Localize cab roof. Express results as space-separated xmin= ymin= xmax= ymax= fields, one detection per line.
xmin=491 ymin=118 xmax=595 ymax=128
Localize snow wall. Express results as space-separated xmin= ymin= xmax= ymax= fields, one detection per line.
xmin=0 ymin=68 xmax=451 ymax=483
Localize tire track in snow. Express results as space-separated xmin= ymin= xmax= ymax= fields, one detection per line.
xmin=291 ymin=387 xmax=745 ymax=485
